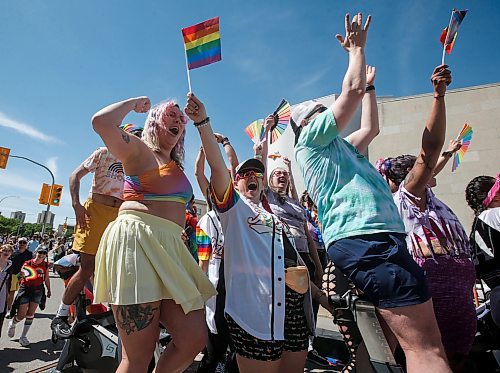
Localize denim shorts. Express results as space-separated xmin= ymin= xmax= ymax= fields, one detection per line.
xmin=328 ymin=232 xmax=431 ymax=309
xmin=18 ymin=287 xmax=44 ymax=305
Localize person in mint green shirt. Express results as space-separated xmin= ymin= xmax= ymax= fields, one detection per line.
xmin=292 ymin=13 xmax=452 ymax=373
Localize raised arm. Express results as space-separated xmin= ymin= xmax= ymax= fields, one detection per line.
xmin=69 ymin=164 xmax=90 ymax=229
xmin=185 ymin=93 xmax=229 ymax=201
xmin=432 ymin=139 xmax=462 ymax=177
xmin=282 ymin=156 xmax=299 ymax=201
xmin=404 ymin=65 xmax=451 ymax=198
xmin=347 ymin=65 xmax=380 ymax=153
xmin=195 ymin=146 xmax=210 ymax=201
xmin=91 ymin=97 xmax=151 ymax=163
xmin=256 ymin=115 xmax=274 ymax=189
xmin=331 ymin=13 xmax=371 ymax=132
xmin=215 ymin=133 xmax=240 ymax=177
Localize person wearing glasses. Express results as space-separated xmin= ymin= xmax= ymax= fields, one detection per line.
xmin=6 ymin=237 xmax=32 ymax=318
xmin=0 ymin=244 xmax=14 ymax=336
xmin=185 ymin=93 xmax=332 ymax=373
xmin=7 ymin=247 xmax=51 ymax=346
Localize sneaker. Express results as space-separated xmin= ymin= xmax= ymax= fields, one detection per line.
xmin=307 ymin=349 xmax=330 ymax=367
xmin=19 ymin=336 xmax=30 ymax=347
xmin=50 ymin=316 xmax=72 ymax=339
xmin=7 ymin=319 xmax=16 ymax=338
xmin=5 ymin=313 xmax=12 ymax=319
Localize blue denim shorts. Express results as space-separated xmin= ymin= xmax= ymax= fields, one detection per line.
xmin=328 ymin=233 xmax=431 ymax=309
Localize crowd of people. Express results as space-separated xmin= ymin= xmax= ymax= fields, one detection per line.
xmin=1 ymin=11 xmax=499 ymax=373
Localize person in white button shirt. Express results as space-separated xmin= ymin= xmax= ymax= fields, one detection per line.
xmin=185 ymin=93 xmax=332 ymax=373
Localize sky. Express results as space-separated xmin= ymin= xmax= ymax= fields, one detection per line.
xmin=1 ymin=0 xmax=499 ymax=227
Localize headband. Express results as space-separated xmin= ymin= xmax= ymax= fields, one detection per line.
xmin=483 ymin=174 xmax=500 ymax=207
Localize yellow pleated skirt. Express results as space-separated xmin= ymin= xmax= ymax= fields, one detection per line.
xmin=94 ymin=210 xmax=217 ymax=313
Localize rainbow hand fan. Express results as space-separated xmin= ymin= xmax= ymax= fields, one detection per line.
xmin=244 ymin=119 xmax=265 ymax=144
xmin=268 ymin=152 xmax=282 ymax=160
xmin=452 ymin=123 xmax=473 ymax=172
xmin=270 ymin=99 xmax=291 ymax=144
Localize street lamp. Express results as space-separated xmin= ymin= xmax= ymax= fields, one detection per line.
xmin=0 ymin=195 xmax=20 ymax=206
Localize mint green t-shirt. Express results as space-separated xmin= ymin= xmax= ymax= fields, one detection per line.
xmin=294 ymin=109 xmax=405 ymax=247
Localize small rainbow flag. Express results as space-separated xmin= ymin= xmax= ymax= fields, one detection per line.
xmin=182 ymin=17 xmax=222 ymax=70
xmin=452 ymin=123 xmax=473 ymax=172
xmin=440 ymin=9 xmax=468 ymax=55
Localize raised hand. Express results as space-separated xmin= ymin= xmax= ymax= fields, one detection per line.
xmin=430 ymin=65 xmax=452 ymax=96
xmin=336 ymin=13 xmax=372 ymax=52
xmin=133 ymin=97 xmax=151 ymax=113
xmin=185 ymin=92 xmax=207 ymax=123
xmin=447 ymin=139 xmax=462 ymax=153
xmin=282 ymin=156 xmax=292 ymax=170
xmin=366 ymin=65 xmax=376 ymax=85
xmin=214 ymin=133 xmax=225 ymax=143
xmin=264 ymin=114 xmax=275 ymax=133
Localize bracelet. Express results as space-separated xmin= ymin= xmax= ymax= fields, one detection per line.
xmin=366 ymin=85 xmax=375 ymax=92
xmin=254 ymin=155 xmax=263 ymax=160
xmin=434 ymin=94 xmax=445 ymax=99
xmin=194 ymin=117 xmax=210 ymax=127
xmin=222 ymin=141 xmax=230 ymax=147
xmin=441 ymin=151 xmax=453 ymax=158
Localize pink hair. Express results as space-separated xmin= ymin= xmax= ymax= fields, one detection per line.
xmin=142 ymin=100 xmax=186 ymax=169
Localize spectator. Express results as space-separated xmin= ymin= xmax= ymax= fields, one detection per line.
xmin=6 ymin=237 xmax=32 ymax=318
xmin=0 ymin=244 xmax=13 ymax=337
xmin=7 ymin=247 xmax=51 ymax=346
xmin=27 ymin=234 xmax=40 ymax=253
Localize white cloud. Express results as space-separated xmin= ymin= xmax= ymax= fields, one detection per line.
xmin=0 ymin=173 xmax=41 ymax=193
xmin=46 ymin=157 xmax=58 ymax=180
xmin=0 ymin=112 xmax=62 ymax=144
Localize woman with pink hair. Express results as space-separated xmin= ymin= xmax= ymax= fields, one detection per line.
xmin=92 ymin=97 xmax=216 ymax=372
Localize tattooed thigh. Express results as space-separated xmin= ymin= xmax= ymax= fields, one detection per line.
xmin=115 ymin=304 xmax=159 ymax=335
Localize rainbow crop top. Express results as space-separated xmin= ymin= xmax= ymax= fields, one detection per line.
xmin=123 ymin=161 xmax=193 ymax=204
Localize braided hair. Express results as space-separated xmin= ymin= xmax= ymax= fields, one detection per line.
xmin=465 ymin=175 xmax=496 ymax=245
xmin=377 ymin=155 xmax=417 ymax=188
xmin=465 ymin=176 xmax=496 ymax=217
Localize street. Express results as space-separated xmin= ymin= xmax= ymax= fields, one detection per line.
xmin=1 ymin=272 xmax=345 ymax=372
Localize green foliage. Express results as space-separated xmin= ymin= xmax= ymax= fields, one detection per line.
xmin=0 ymin=215 xmax=45 ymax=236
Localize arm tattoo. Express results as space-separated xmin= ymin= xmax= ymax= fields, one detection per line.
xmin=115 ymin=304 xmax=159 ymax=335
xmin=122 ymin=133 xmax=130 ymax=144
xmin=405 ymin=170 xmax=415 ymax=184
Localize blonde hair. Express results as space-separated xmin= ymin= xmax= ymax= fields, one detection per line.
xmin=1 ymin=244 xmax=14 ymax=254
xmin=142 ymin=100 xmax=186 ymax=169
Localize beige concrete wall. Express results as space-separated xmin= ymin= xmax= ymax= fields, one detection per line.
xmin=370 ymin=83 xmax=500 ymax=230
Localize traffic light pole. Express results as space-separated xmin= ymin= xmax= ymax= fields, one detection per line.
xmin=10 ymin=155 xmax=55 ymax=235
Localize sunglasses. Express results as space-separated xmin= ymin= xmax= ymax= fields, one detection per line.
xmin=18 ymin=241 xmax=27 ymax=244
xmin=167 ymin=108 xmax=188 ymax=125
xmin=235 ymin=170 xmax=264 ymax=181
xmin=36 ymin=251 xmax=48 ymax=255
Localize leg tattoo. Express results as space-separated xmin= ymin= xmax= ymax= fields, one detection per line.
xmin=115 ymin=304 xmax=159 ymax=335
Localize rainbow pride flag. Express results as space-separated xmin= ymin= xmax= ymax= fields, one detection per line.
xmin=182 ymin=17 xmax=222 ymax=70
xmin=440 ymin=9 xmax=468 ymax=55
xmin=452 ymin=123 xmax=473 ymax=172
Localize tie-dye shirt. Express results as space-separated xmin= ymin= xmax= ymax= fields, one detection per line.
xmin=294 ymin=109 xmax=405 ymax=247
xmin=82 ymin=147 xmax=124 ymax=199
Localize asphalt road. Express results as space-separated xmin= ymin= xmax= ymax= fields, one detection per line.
xmin=1 ymin=272 xmax=345 ymax=372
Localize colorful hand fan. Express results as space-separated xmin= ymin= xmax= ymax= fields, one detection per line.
xmin=268 ymin=152 xmax=282 ymax=160
xmin=244 ymin=119 xmax=265 ymax=144
xmin=270 ymin=99 xmax=291 ymax=144
xmin=452 ymin=123 xmax=473 ymax=172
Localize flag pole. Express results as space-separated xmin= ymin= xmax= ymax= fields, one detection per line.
xmin=184 ymin=51 xmax=192 ymax=92
xmin=441 ymin=9 xmax=455 ymax=65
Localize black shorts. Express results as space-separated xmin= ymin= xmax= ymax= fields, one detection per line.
xmin=226 ymin=287 xmax=309 ymax=361
xmin=328 ymin=233 xmax=431 ymax=309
